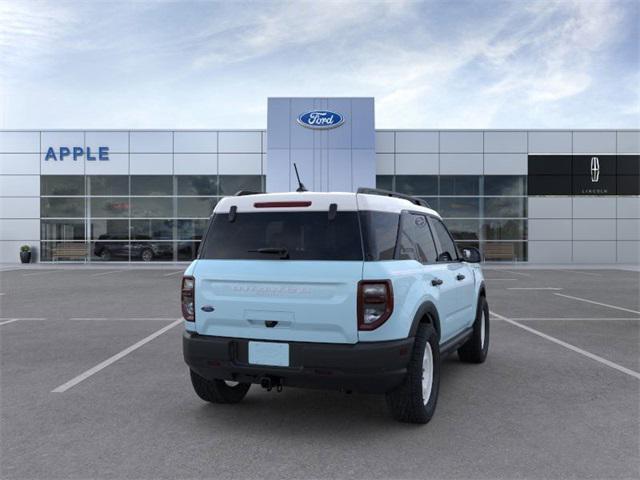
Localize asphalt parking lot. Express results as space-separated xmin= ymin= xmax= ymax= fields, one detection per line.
xmin=1 ymin=265 xmax=638 ymax=479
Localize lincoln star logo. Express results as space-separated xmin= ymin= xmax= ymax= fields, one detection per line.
xmin=297 ymin=110 xmax=344 ymax=129
xmin=590 ymin=156 xmax=600 ymax=183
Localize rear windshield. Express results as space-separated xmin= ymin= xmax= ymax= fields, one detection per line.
xmin=200 ymin=211 xmax=363 ymax=261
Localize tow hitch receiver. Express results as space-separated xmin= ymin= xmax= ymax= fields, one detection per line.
xmin=260 ymin=376 xmax=283 ymax=392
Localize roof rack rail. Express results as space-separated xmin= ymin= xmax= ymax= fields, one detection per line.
xmin=234 ymin=190 xmax=263 ymax=196
xmin=356 ymin=187 xmax=431 ymax=209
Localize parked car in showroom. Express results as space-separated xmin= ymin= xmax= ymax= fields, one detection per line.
xmin=182 ymin=188 xmax=488 ymax=423
xmin=94 ymin=234 xmax=172 ymax=262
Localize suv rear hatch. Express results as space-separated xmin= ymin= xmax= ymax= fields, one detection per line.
xmin=193 ymin=193 xmax=363 ymax=344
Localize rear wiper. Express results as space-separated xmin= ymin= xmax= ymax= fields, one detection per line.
xmin=248 ymin=247 xmax=290 ymax=259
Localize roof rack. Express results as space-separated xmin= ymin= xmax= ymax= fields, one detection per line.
xmin=234 ymin=190 xmax=263 ymax=196
xmin=357 ymin=187 xmax=431 ymax=209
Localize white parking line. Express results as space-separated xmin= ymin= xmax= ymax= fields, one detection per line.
xmin=90 ymin=270 xmax=122 ymax=277
xmin=500 ymin=270 xmax=532 ymax=277
xmin=23 ymin=271 xmax=58 ymax=277
xmin=507 ymin=287 xmax=563 ymax=290
xmin=0 ymin=318 xmax=47 ymax=326
xmin=554 ymin=269 xmax=602 ymax=277
xmin=51 ymin=319 xmax=182 ymax=393
xmin=491 ymin=311 xmax=640 ymax=380
xmin=163 ymin=270 xmax=184 ymax=277
xmin=510 ymin=317 xmax=640 ymax=321
xmin=553 ymin=293 xmax=640 ymax=315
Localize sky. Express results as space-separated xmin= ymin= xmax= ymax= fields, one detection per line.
xmin=0 ymin=0 xmax=638 ymax=129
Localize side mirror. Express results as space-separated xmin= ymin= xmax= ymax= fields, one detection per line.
xmin=437 ymin=252 xmax=452 ymax=262
xmin=461 ymin=247 xmax=481 ymax=263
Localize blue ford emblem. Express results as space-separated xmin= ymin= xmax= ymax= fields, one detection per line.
xmin=297 ymin=110 xmax=344 ymax=129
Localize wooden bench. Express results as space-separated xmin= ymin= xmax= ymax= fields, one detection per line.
xmin=483 ymin=243 xmax=514 ymax=261
xmin=52 ymin=244 xmax=88 ymax=261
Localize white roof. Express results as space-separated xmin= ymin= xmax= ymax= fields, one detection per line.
xmin=214 ymin=191 xmax=440 ymax=217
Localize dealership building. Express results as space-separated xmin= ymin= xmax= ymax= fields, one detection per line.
xmin=0 ymin=97 xmax=638 ymax=264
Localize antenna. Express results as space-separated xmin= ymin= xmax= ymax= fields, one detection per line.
xmin=293 ymin=163 xmax=308 ymax=192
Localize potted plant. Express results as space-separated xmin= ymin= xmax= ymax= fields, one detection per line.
xmin=20 ymin=245 xmax=32 ymax=264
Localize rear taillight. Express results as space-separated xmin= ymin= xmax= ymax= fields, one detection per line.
xmin=181 ymin=276 xmax=195 ymax=321
xmin=357 ymin=280 xmax=393 ymax=330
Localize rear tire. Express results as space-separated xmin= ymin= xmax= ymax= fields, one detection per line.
xmin=386 ymin=322 xmax=440 ymax=424
xmin=141 ymin=248 xmax=154 ymax=262
xmin=189 ymin=370 xmax=251 ymax=404
xmin=458 ymin=295 xmax=489 ymax=363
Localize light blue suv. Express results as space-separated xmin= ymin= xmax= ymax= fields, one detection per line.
xmin=182 ymin=188 xmax=489 ymax=424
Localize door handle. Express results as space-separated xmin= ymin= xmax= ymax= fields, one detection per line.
xmin=456 ymin=274 xmax=466 ymax=281
xmin=431 ymin=278 xmax=443 ymax=286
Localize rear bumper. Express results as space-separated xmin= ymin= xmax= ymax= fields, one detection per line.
xmin=183 ymin=332 xmax=414 ymax=394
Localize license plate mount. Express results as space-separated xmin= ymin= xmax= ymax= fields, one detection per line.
xmin=248 ymin=341 xmax=290 ymax=367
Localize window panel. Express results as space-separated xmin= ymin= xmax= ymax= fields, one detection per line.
xmin=41 ymin=175 xmax=85 ymax=196
xmin=90 ymin=197 xmax=129 ymax=217
xmin=131 ymin=220 xmax=174 ymax=240
xmin=484 ymin=197 xmax=527 ymax=218
xmin=92 ymin=241 xmax=129 ymax=261
xmin=442 ymin=219 xmax=479 ymax=241
xmin=420 ymin=197 xmax=439 ymax=211
xmin=438 ymin=198 xmax=480 ymax=218
xmin=40 ymin=241 xmax=88 ymax=261
xmin=482 ymin=241 xmax=527 ymax=261
xmin=89 ymin=176 xmax=128 ymax=195
xmin=131 ymin=197 xmax=173 ymax=217
xmin=177 ymin=241 xmax=201 ymax=260
xmin=394 ymin=175 xmax=438 ymax=196
xmin=375 ymin=175 xmax=393 ymax=191
xmin=177 ymin=197 xmax=217 ymax=217
xmin=41 ymin=219 xmax=85 ymax=241
xmin=482 ymin=219 xmax=527 ymax=240
xmin=41 ymin=197 xmax=85 ymax=217
xmin=200 ymin=212 xmax=363 ymax=261
xmin=130 ymin=241 xmax=174 ymax=262
xmin=359 ymin=211 xmax=400 ymax=261
xmin=400 ymin=213 xmax=438 ymax=263
xmin=177 ymin=219 xmax=209 ymax=240
xmin=130 ymin=175 xmax=173 ymax=195
xmin=484 ymin=176 xmax=527 ymax=196
xmin=90 ymin=219 xmax=129 ymax=240
xmin=439 ymin=176 xmax=480 ymax=196
xmin=218 ymin=175 xmax=262 ymax=196
xmin=430 ymin=217 xmax=459 ymax=261
xmin=176 ymin=175 xmax=218 ymax=195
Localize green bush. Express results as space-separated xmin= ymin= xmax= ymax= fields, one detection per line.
xmin=20 ymin=245 xmax=31 ymax=253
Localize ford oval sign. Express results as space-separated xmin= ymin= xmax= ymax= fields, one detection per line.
xmin=297 ymin=110 xmax=344 ymax=129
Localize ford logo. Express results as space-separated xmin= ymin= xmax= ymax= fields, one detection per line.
xmin=297 ymin=110 xmax=344 ymax=129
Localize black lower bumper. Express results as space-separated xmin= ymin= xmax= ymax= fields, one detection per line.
xmin=183 ymin=332 xmax=414 ymax=394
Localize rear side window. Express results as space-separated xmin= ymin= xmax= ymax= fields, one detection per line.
xmin=200 ymin=211 xmax=363 ymax=261
xmin=396 ymin=212 xmax=438 ymax=263
xmin=430 ymin=218 xmax=459 ymax=261
xmin=359 ymin=211 xmax=400 ymax=261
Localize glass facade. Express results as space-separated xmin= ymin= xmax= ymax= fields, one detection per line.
xmin=377 ymin=175 xmax=528 ymax=261
xmin=40 ymin=174 xmax=264 ymax=262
